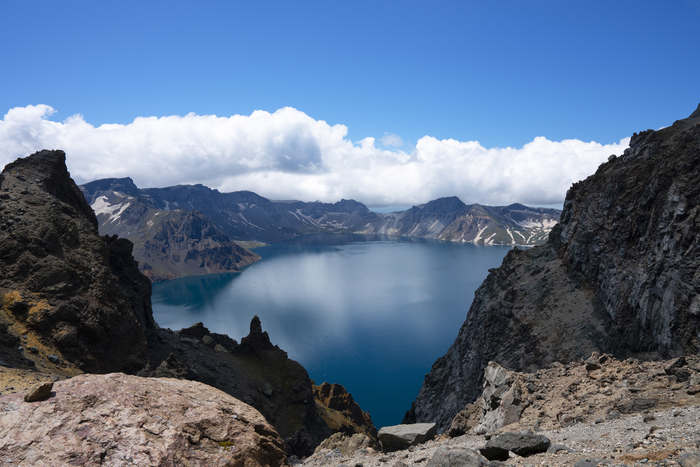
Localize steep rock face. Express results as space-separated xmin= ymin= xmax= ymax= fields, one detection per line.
xmin=81 ymin=179 xmax=260 ymax=282
xmin=405 ymin=105 xmax=700 ymax=432
xmin=0 ymin=373 xmax=289 ymax=467
xmin=0 ymin=150 xmax=153 ymax=374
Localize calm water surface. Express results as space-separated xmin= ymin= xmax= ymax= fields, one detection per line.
xmin=152 ymin=234 xmax=511 ymax=429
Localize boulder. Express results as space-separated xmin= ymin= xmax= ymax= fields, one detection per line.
xmin=378 ymin=423 xmax=437 ymax=452
xmin=23 ymin=380 xmax=53 ymax=402
xmin=473 ymin=362 xmax=524 ymax=434
xmin=0 ymin=373 xmax=288 ymax=467
xmin=427 ymin=447 xmax=486 ymax=467
xmin=478 ymin=430 xmax=550 ymax=461
xmin=448 ymin=403 xmax=480 ymax=437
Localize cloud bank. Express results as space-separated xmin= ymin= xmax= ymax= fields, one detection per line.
xmin=0 ymin=105 xmax=629 ymax=207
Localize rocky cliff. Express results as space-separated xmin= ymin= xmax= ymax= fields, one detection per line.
xmin=145 ymin=318 xmax=332 ymax=456
xmin=81 ymin=178 xmax=560 ymax=250
xmin=0 ymin=150 xmax=349 ymax=457
xmin=0 ymin=150 xmax=154 ymax=374
xmin=81 ymin=179 xmax=260 ymax=282
xmin=404 ymin=104 xmax=700 ymax=432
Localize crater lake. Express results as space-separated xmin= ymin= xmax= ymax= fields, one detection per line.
xmin=152 ymin=234 xmax=512 ymax=429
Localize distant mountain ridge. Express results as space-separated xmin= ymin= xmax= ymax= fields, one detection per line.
xmin=80 ymin=179 xmax=259 ymax=282
xmin=80 ymin=178 xmax=560 ymax=252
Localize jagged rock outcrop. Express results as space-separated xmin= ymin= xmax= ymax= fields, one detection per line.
xmin=0 ymin=373 xmax=288 ymax=467
xmin=145 ymin=316 xmax=332 ymax=457
xmin=405 ymin=104 xmax=700 ymax=432
xmin=312 ymin=381 xmax=378 ymax=443
xmin=0 ymin=150 xmax=153 ymax=374
xmin=81 ymin=178 xmax=560 ymax=248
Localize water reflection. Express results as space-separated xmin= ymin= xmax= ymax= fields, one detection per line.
xmin=152 ymin=234 xmax=511 ymax=428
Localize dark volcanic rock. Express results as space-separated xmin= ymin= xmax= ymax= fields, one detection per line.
xmin=0 ymin=151 xmax=357 ymax=457
xmin=0 ymin=150 xmax=153 ymax=374
xmin=479 ymin=431 xmax=550 ymax=460
xmin=405 ymin=104 xmax=700 ymax=431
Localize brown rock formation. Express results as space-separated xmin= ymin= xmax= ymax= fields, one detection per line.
xmin=313 ymin=381 xmax=378 ymax=442
xmin=0 ymin=373 xmax=288 ymax=467
xmin=405 ymin=104 xmax=700 ymax=431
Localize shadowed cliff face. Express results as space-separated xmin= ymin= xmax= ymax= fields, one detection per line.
xmin=404 ymin=104 xmax=700 ymax=432
xmin=0 ymin=150 xmax=154 ymax=374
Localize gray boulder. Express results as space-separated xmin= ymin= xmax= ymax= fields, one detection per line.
xmin=427 ymin=447 xmax=486 ymax=467
xmin=478 ymin=430 xmax=550 ymax=461
xmin=473 ymin=362 xmax=524 ymax=434
xmin=378 ymin=423 xmax=437 ymax=452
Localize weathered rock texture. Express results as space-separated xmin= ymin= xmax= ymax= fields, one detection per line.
xmin=405 ymin=104 xmax=700 ymax=431
xmin=0 ymin=150 xmax=154 ymax=374
xmin=0 ymin=373 xmax=288 ymax=467
xmin=378 ymin=423 xmax=437 ymax=452
xmin=313 ymin=381 xmax=378 ymax=442
xmin=145 ymin=317 xmax=332 ymax=457
xmin=448 ymin=354 xmax=700 ymax=437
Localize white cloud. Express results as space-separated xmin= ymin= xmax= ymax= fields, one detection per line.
xmin=0 ymin=105 xmax=629 ymax=207
xmin=380 ymin=132 xmax=404 ymax=147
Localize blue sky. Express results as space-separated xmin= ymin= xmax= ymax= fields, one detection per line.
xmin=1 ymin=1 xmax=699 ymax=207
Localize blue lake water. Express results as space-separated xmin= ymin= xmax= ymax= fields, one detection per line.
xmin=151 ymin=234 xmax=511 ymax=429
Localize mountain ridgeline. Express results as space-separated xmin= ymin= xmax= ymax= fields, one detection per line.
xmin=404 ymin=104 xmax=700 ymax=432
xmin=80 ymin=178 xmax=560 ymax=281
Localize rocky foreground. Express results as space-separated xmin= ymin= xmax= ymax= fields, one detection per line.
xmin=0 ymin=373 xmax=288 ymax=466
xmin=305 ymin=355 xmax=700 ymax=467
xmin=406 ymin=103 xmax=700 ymax=432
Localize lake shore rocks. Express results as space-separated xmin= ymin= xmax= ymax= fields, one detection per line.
xmin=0 ymin=373 xmax=289 ymax=467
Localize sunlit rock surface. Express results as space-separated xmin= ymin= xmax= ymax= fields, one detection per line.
xmin=0 ymin=373 xmax=289 ymax=467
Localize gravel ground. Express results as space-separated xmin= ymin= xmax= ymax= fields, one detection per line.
xmin=302 ymin=405 xmax=700 ymax=467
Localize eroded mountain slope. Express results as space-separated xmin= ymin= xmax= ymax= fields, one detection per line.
xmin=405 ymin=104 xmax=700 ymax=432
